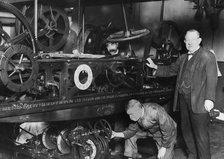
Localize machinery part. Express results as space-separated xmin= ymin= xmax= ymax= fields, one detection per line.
xmin=106 ymin=62 xmax=137 ymax=89
xmin=152 ymin=21 xmax=181 ymax=51
xmin=77 ymin=24 xmax=98 ymax=53
xmin=20 ymin=4 xmax=70 ymax=52
xmin=93 ymin=119 xmax=112 ymax=139
xmin=0 ymin=45 xmax=39 ymax=92
xmin=42 ymin=127 xmax=57 ymax=150
xmin=107 ymin=29 xmax=150 ymax=42
xmin=78 ymin=135 xmax=101 ymax=159
xmin=0 ymin=1 xmax=37 ymax=54
xmin=57 ymin=129 xmax=71 ymax=154
xmin=151 ymin=21 xmax=181 ymax=64
xmin=74 ymin=64 xmax=93 ymax=90
xmin=0 ymin=28 xmax=11 ymax=51
xmin=105 ymin=62 xmax=124 ymax=88
xmin=77 ymin=23 xmax=120 ymax=54
xmin=95 ymin=135 xmax=109 ymax=159
xmin=106 ymin=0 xmax=149 ymax=42
xmin=93 ymin=135 xmax=104 ymax=159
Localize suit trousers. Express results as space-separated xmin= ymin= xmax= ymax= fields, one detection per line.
xmin=124 ymin=130 xmax=175 ymax=159
xmin=179 ymin=94 xmax=211 ymax=159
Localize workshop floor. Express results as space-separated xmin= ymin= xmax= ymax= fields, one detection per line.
xmin=109 ymin=120 xmax=224 ymax=159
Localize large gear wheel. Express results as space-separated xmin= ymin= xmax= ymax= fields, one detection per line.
xmin=0 ymin=1 xmax=37 ymax=54
xmin=107 ymin=29 xmax=150 ymax=42
xmin=93 ymin=119 xmax=112 ymax=139
xmin=0 ymin=45 xmax=39 ymax=92
xmin=18 ymin=4 xmax=70 ymax=52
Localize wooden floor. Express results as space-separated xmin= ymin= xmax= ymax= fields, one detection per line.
xmin=109 ymin=120 xmax=224 ymax=159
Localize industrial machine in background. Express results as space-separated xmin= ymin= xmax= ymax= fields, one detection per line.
xmin=0 ymin=0 xmax=181 ymax=158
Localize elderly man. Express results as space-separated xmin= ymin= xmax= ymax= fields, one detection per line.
xmin=146 ymin=29 xmax=218 ymax=159
xmin=111 ymin=99 xmax=177 ymax=159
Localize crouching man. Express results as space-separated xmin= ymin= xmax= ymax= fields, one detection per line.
xmin=111 ymin=99 xmax=177 ymax=159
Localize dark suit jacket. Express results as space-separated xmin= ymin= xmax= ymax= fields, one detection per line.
xmin=156 ymin=47 xmax=217 ymax=113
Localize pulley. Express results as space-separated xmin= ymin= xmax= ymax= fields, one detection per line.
xmin=106 ymin=0 xmax=149 ymax=59
xmin=0 ymin=45 xmax=39 ymax=92
xmin=107 ymin=29 xmax=150 ymax=42
xmin=42 ymin=127 xmax=58 ymax=150
xmin=57 ymin=129 xmax=71 ymax=154
xmin=0 ymin=1 xmax=37 ymax=54
xmin=18 ymin=4 xmax=70 ymax=52
xmin=106 ymin=0 xmax=150 ymax=42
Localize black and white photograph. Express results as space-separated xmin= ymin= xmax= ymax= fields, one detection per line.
xmin=0 ymin=0 xmax=224 ymax=159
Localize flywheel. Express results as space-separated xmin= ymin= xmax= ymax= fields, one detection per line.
xmin=94 ymin=119 xmax=112 ymax=139
xmin=0 ymin=1 xmax=37 ymax=54
xmin=0 ymin=45 xmax=39 ymax=92
xmin=18 ymin=4 xmax=70 ymax=52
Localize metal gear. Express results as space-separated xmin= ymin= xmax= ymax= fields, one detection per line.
xmin=0 ymin=45 xmax=39 ymax=92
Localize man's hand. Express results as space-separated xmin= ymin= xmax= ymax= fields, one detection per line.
xmin=157 ymin=147 xmax=166 ymax=159
xmin=111 ymin=131 xmax=125 ymax=139
xmin=111 ymin=131 xmax=116 ymax=139
xmin=204 ymin=99 xmax=214 ymax=112
xmin=146 ymin=57 xmax=158 ymax=69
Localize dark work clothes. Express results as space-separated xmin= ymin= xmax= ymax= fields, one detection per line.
xmin=123 ymin=103 xmax=177 ymax=148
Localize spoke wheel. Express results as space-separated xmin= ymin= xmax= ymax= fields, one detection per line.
xmin=0 ymin=1 xmax=37 ymax=54
xmin=93 ymin=119 xmax=112 ymax=139
xmin=107 ymin=29 xmax=150 ymax=42
xmin=21 ymin=4 xmax=70 ymax=52
xmin=0 ymin=45 xmax=38 ymax=92
xmin=78 ymin=135 xmax=101 ymax=159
